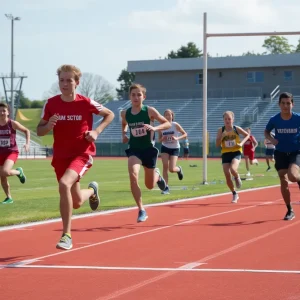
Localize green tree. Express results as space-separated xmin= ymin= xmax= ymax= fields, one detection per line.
xmin=242 ymin=51 xmax=263 ymax=56
xmin=14 ymin=91 xmax=31 ymax=108
xmin=30 ymin=100 xmax=44 ymax=108
xmin=294 ymin=38 xmax=300 ymax=53
xmin=167 ymin=42 xmax=202 ymax=58
xmin=116 ymin=69 xmax=135 ymax=99
xmin=262 ymin=36 xmax=294 ymax=54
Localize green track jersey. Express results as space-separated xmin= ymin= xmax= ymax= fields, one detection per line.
xmin=125 ymin=105 xmax=154 ymax=150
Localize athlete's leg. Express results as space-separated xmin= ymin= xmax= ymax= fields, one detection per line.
xmin=58 ymin=169 xmax=79 ymax=235
xmin=287 ymin=163 xmax=300 ymax=183
xmin=266 ymin=157 xmax=270 ymax=168
xmin=230 ymin=158 xmax=242 ymax=189
xmin=230 ymin=158 xmax=241 ymax=179
xmin=278 ymin=169 xmax=290 ymax=206
xmin=128 ymin=156 xmax=143 ymax=210
xmin=275 ymin=151 xmax=295 ymax=220
xmin=71 ymin=182 xmax=94 ymax=209
xmin=223 ymin=163 xmax=235 ymax=192
xmin=168 ymin=155 xmax=180 ymax=173
xmin=161 ymin=153 xmax=170 ymax=185
xmin=244 ymin=156 xmax=250 ymax=173
xmin=0 ymin=159 xmax=14 ymax=200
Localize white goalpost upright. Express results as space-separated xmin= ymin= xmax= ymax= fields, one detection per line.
xmin=202 ymin=12 xmax=300 ymax=184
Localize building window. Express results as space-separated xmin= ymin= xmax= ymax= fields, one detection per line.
xmin=284 ymin=71 xmax=293 ymax=81
xmin=247 ymin=71 xmax=264 ymax=83
xmin=196 ymin=73 xmax=203 ymax=85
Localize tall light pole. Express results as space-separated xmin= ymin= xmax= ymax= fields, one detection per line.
xmin=5 ymin=14 xmax=21 ymax=120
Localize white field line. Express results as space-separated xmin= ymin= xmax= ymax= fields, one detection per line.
xmin=0 ymin=184 xmax=280 ymax=232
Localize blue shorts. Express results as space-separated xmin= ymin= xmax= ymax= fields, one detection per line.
xmin=161 ymin=145 xmax=180 ymax=156
xmin=183 ymin=148 xmax=189 ymax=154
xmin=265 ymin=148 xmax=275 ymax=156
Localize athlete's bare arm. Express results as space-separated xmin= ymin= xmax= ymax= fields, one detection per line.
xmin=236 ymin=126 xmax=250 ymax=147
xmin=216 ymin=127 xmax=225 ymax=147
xmin=144 ymin=106 xmax=171 ymax=132
xmin=85 ymin=107 xmax=115 ymax=142
xmin=120 ymin=110 xmax=129 ymax=144
xmin=36 ymin=114 xmax=59 ymax=136
xmin=12 ymin=120 xmax=30 ymax=152
xmin=264 ymin=129 xmax=278 ymax=145
xmin=174 ymin=122 xmax=187 ymax=140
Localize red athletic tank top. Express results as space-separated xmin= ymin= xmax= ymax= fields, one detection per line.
xmin=243 ymin=135 xmax=254 ymax=152
xmin=0 ymin=119 xmax=18 ymax=154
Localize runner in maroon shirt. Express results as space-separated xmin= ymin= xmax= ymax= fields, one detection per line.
xmin=243 ymin=127 xmax=259 ymax=176
xmin=0 ymin=102 xmax=30 ymax=204
xmin=37 ymin=64 xmax=114 ymax=250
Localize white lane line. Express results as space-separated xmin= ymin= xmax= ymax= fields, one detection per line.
xmin=95 ymin=210 xmax=298 ymax=300
xmin=178 ymin=262 xmax=204 ymax=269
xmin=2 ymin=264 xmax=299 ymax=274
xmin=0 ymin=184 xmax=280 ymax=232
xmin=0 ymin=199 xmax=281 ymax=268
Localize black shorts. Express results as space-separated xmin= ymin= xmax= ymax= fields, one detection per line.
xmin=183 ymin=148 xmax=189 ymax=154
xmin=221 ymin=151 xmax=242 ymax=164
xmin=125 ymin=146 xmax=159 ymax=169
xmin=161 ymin=145 xmax=180 ymax=156
xmin=274 ymin=150 xmax=300 ymax=171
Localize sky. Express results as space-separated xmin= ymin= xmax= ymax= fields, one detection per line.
xmin=1 ymin=0 xmax=300 ymax=100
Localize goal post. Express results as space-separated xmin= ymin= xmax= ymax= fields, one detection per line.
xmin=202 ymin=12 xmax=300 ymax=184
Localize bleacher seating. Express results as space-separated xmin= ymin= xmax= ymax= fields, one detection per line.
xmin=16 ymin=132 xmax=47 ymax=158
xmin=93 ymin=96 xmax=299 ymax=144
xmin=250 ymin=96 xmax=300 ymax=140
xmin=94 ymin=97 xmax=262 ymax=142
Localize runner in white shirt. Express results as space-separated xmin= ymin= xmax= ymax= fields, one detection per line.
xmin=158 ymin=109 xmax=187 ymax=194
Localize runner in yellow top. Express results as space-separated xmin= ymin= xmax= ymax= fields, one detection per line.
xmin=216 ymin=111 xmax=249 ymax=203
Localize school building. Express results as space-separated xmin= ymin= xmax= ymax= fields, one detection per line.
xmin=127 ymin=53 xmax=300 ymax=100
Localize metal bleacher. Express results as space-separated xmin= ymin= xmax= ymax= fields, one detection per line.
xmin=94 ymin=97 xmax=267 ymax=143
xmin=250 ymin=96 xmax=300 ymax=140
xmin=16 ymin=131 xmax=47 ymax=158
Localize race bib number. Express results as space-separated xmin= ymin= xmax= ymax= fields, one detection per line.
xmin=166 ymin=136 xmax=173 ymax=143
xmin=0 ymin=138 xmax=10 ymax=147
xmin=225 ymin=140 xmax=236 ymax=148
xmin=131 ymin=127 xmax=147 ymax=137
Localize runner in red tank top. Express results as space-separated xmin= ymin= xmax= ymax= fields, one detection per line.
xmin=0 ymin=102 xmax=30 ymax=204
xmin=243 ymin=128 xmax=259 ymax=176
xmin=37 ymin=64 xmax=115 ymax=251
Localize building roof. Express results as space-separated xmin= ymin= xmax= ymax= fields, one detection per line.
xmin=127 ymin=53 xmax=300 ymax=73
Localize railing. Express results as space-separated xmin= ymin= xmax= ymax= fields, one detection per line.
xmin=270 ymin=85 xmax=280 ymax=101
xmin=240 ymin=106 xmax=258 ymax=123
xmin=250 ymin=107 xmax=258 ymax=121
xmin=17 ymin=130 xmax=42 ymax=146
xmin=127 ymin=87 xmax=263 ymax=100
xmin=240 ymin=107 xmax=248 ymax=121
xmin=18 ymin=146 xmax=49 ymax=158
xmin=117 ymin=100 xmax=132 ymax=121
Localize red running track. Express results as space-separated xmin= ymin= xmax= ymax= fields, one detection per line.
xmin=0 ymin=185 xmax=300 ymax=300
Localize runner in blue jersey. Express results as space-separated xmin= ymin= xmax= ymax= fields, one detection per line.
xmin=265 ymin=92 xmax=300 ymax=221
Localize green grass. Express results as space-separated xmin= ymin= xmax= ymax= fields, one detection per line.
xmin=16 ymin=108 xmax=53 ymax=146
xmin=0 ymin=158 xmax=279 ymax=227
